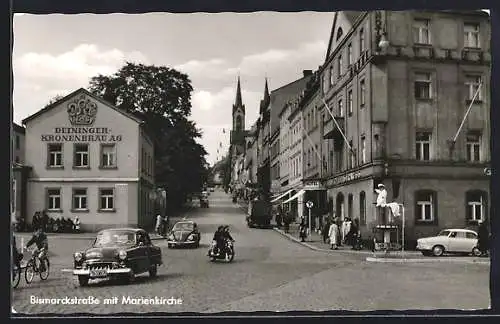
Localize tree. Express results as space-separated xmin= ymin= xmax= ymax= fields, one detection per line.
xmin=87 ymin=62 xmax=208 ymax=210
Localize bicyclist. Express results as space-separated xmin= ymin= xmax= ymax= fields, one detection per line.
xmin=25 ymin=227 xmax=48 ymax=272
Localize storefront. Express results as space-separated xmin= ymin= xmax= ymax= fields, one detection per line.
xmin=22 ymin=88 xmax=157 ymax=232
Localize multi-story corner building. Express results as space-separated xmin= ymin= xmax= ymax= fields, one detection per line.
xmin=267 ymin=71 xmax=313 ymax=216
xmin=21 ymin=88 xmax=157 ymax=231
xmin=287 ymin=97 xmax=305 ymax=219
xmin=320 ymin=10 xmax=491 ymax=244
xmin=299 ymin=72 xmax=328 ymax=224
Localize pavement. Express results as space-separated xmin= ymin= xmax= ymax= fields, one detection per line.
xmin=11 ymin=190 xmax=491 ymax=314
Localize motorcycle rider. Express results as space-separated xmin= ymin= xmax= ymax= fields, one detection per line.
xmin=222 ymin=225 xmax=234 ymax=252
xmin=25 ymin=227 xmax=49 ymax=272
xmin=211 ymin=226 xmax=225 ymax=256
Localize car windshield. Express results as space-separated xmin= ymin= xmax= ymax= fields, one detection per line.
xmin=173 ymin=223 xmax=194 ymax=231
xmin=438 ymin=230 xmax=451 ymax=236
xmin=93 ymin=231 xmax=136 ymax=247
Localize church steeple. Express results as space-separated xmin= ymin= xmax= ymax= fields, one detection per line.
xmin=235 ymin=75 xmax=243 ymax=108
xmin=259 ymin=77 xmax=271 ymax=114
xmin=264 ymin=77 xmax=270 ymax=100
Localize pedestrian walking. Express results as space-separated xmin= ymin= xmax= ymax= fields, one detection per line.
xmin=163 ymin=215 xmax=169 ymax=235
xmin=477 ymin=220 xmax=489 ymax=257
xmin=155 ymin=214 xmax=162 ymax=236
xmin=322 ymin=216 xmax=331 ymax=243
xmin=299 ymin=219 xmax=307 ymax=242
xmin=341 ymin=217 xmax=352 ymax=244
xmin=328 ymin=220 xmax=339 ymax=250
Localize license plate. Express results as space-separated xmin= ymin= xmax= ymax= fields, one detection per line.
xmin=90 ymin=269 xmax=107 ymax=277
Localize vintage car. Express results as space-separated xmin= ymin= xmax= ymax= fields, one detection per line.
xmin=416 ymin=228 xmax=482 ymax=257
xmin=72 ymin=228 xmax=162 ymax=286
xmin=167 ymin=221 xmax=201 ymax=248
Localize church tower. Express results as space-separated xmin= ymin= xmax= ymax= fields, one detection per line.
xmin=230 ymin=76 xmax=246 ymax=157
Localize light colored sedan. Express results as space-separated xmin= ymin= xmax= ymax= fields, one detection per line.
xmin=416 ymin=229 xmax=482 ymax=257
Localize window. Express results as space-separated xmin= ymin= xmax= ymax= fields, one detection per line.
xmin=360 ymin=79 xmax=366 ymax=107
xmin=415 ymin=190 xmax=436 ymax=222
xmin=466 ymin=132 xmax=481 ymax=162
xmin=101 ymin=144 xmax=116 ymax=168
xmin=15 ymin=135 xmax=20 ymax=149
xmin=74 ymin=143 xmax=89 ymax=168
xmin=464 ymin=23 xmax=480 ymax=48
xmin=99 ymin=188 xmax=115 ymax=211
xmin=337 ymin=55 xmax=343 ymax=78
xmin=336 ymin=27 xmax=343 ymax=41
xmin=72 ymin=188 xmax=88 ymax=211
xmin=47 ymin=143 xmax=63 ymax=167
xmin=329 ymin=66 xmax=334 ymax=86
xmin=359 ymin=28 xmax=365 ymax=53
xmin=416 ymin=132 xmax=431 ymax=161
xmin=359 ymin=191 xmax=366 ymax=225
xmin=236 ymin=115 xmax=242 ymax=131
xmin=347 ymin=43 xmax=353 ymax=65
xmin=414 ymin=73 xmax=432 ymax=99
xmin=413 ymin=19 xmax=431 ymax=44
xmin=360 ymin=136 xmax=366 ymax=164
xmin=348 ymin=90 xmax=353 ymax=116
xmin=46 ymin=188 xmax=61 ymax=211
xmin=349 ymin=140 xmax=355 ymax=168
xmin=465 ymin=76 xmax=482 ymax=101
xmin=466 ymin=232 xmax=477 ymax=239
xmin=466 ymin=191 xmax=487 ymax=223
xmin=338 ymin=99 xmax=344 ymax=117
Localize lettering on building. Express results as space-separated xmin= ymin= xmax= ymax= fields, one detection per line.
xmin=328 ymin=171 xmax=362 ymax=187
xmin=40 ymin=127 xmax=123 ymax=142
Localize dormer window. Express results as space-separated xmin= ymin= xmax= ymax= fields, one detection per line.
xmin=336 ymin=27 xmax=343 ymax=41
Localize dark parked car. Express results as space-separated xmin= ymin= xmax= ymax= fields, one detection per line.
xmin=72 ymin=228 xmax=162 ymax=287
xmin=167 ymin=221 xmax=201 ymax=248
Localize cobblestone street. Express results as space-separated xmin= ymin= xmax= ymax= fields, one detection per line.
xmin=11 ymin=190 xmax=490 ymax=314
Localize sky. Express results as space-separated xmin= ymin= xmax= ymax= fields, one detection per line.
xmin=12 ymin=12 xmax=334 ymax=166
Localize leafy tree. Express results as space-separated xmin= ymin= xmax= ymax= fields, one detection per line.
xmin=87 ymin=62 xmax=208 ymax=210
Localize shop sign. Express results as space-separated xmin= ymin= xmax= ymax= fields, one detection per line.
xmin=302 ymin=180 xmax=324 ymax=190
xmin=327 ymin=171 xmax=362 ymax=187
xmin=40 ymin=95 xmax=123 ymax=142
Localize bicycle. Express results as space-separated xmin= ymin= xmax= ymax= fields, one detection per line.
xmin=11 ymin=251 xmax=23 ymax=288
xmin=24 ymin=247 xmax=50 ymax=284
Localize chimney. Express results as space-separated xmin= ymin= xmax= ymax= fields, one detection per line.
xmin=303 ymin=70 xmax=313 ymax=77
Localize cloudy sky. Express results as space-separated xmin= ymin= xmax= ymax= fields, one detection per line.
xmin=13 ymin=12 xmax=333 ymax=165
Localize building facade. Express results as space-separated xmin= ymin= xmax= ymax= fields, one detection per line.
xmin=12 ymin=123 xmax=30 ymax=223
xmin=22 ymin=88 xmax=157 ymax=231
xmin=320 ymin=10 xmax=491 ymax=245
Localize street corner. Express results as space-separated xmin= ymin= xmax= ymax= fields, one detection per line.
xmin=365 ymin=255 xmax=491 ymax=265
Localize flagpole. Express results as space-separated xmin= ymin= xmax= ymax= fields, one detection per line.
xmin=321 ymin=98 xmax=353 ymax=152
xmin=452 ymin=82 xmax=482 ymax=143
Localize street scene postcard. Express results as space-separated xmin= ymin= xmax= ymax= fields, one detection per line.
xmin=10 ymin=9 xmax=492 ymax=315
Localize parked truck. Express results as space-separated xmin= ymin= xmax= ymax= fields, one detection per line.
xmin=246 ymin=199 xmax=272 ymax=228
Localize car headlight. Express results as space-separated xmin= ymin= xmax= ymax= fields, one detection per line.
xmin=118 ymin=250 xmax=127 ymax=260
xmin=74 ymin=252 xmax=83 ymax=262
xmin=168 ymin=234 xmax=174 ymax=240
xmin=187 ymin=234 xmax=195 ymax=241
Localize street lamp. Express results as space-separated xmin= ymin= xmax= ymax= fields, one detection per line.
xmin=378 ymin=32 xmax=390 ymax=50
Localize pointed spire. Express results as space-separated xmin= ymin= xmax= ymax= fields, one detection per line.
xmin=235 ymin=75 xmax=243 ymax=107
xmin=264 ymin=77 xmax=270 ymax=100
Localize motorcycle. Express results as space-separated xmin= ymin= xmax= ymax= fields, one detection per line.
xmin=208 ymin=239 xmax=235 ymax=262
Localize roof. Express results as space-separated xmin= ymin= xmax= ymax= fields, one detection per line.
xmin=173 ymin=220 xmax=196 ymax=225
xmin=22 ymin=88 xmax=144 ymax=125
xmin=13 ymin=123 xmax=25 ymax=134
xmin=443 ymin=229 xmax=477 ymax=233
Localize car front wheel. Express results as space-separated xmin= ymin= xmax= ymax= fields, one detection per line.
xmin=432 ymin=245 xmax=444 ymax=257
xmin=78 ymin=275 xmax=89 ymax=287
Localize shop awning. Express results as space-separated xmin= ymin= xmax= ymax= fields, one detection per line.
xmin=270 ymin=189 xmax=294 ymax=203
xmin=282 ymin=189 xmax=306 ymax=204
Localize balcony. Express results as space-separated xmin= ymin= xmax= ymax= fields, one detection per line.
xmin=323 ymin=116 xmax=345 ymax=140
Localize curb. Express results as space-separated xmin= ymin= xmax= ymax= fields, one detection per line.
xmin=366 ymin=256 xmax=491 ymax=265
xmin=273 ymin=227 xmax=375 ymax=255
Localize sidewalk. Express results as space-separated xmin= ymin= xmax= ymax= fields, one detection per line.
xmin=14 ymin=204 xmax=195 ymax=241
xmin=273 ymin=223 xmax=490 ymax=264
